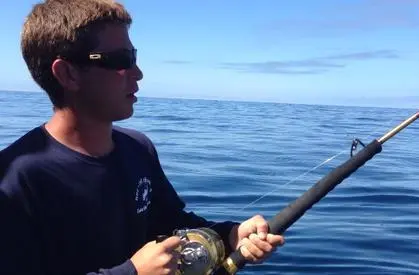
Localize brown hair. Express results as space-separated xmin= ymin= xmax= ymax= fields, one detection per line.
xmin=21 ymin=0 xmax=132 ymax=108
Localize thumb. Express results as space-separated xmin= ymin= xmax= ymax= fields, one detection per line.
xmin=160 ymin=236 xmax=182 ymax=252
xmin=255 ymin=218 xmax=268 ymax=240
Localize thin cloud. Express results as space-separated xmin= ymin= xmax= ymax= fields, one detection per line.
xmin=324 ymin=50 xmax=399 ymax=60
xmin=219 ymin=61 xmax=343 ymax=75
xmin=219 ymin=50 xmax=400 ymax=75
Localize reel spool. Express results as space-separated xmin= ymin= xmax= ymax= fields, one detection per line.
xmin=174 ymin=227 xmax=226 ymax=275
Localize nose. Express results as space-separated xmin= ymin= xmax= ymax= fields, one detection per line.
xmin=131 ymin=64 xmax=143 ymax=81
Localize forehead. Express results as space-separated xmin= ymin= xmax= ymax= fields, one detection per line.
xmin=93 ymin=24 xmax=133 ymax=51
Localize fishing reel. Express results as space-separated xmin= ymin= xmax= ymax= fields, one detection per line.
xmin=171 ymin=227 xmax=226 ymax=275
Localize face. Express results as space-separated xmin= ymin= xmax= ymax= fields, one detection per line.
xmin=74 ymin=24 xmax=143 ymax=122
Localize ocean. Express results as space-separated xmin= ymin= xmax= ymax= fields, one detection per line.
xmin=0 ymin=90 xmax=418 ymax=274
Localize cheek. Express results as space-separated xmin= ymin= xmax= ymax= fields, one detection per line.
xmin=82 ymin=70 xmax=127 ymax=96
xmin=101 ymin=70 xmax=128 ymax=91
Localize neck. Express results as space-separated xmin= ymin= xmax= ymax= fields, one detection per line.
xmin=45 ymin=108 xmax=114 ymax=157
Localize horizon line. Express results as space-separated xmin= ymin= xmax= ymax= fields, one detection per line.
xmin=0 ymin=89 xmax=416 ymax=112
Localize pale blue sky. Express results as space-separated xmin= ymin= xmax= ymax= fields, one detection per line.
xmin=0 ymin=0 xmax=418 ymax=108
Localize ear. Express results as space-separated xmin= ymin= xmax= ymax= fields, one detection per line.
xmin=51 ymin=59 xmax=81 ymax=91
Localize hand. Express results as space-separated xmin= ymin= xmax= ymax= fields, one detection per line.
xmin=130 ymin=236 xmax=182 ymax=275
xmin=229 ymin=215 xmax=284 ymax=264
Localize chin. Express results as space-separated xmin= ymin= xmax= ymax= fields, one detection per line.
xmin=112 ymin=108 xmax=135 ymax=122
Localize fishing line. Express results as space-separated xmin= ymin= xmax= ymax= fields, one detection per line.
xmin=205 ymin=112 xmax=408 ymax=228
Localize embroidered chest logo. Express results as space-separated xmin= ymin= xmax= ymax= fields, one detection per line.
xmin=135 ymin=177 xmax=152 ymax=214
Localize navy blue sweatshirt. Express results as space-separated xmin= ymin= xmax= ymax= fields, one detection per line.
xmin=0 ymin=125 xmax=238 ymax=275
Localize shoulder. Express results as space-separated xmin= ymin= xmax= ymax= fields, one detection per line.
xmin=0 ymin=127 xmax=48 ymax=178
xmin=1 ymin=126 xmax=47 ymax=155
xmin=0 ymin=127 xmax=49 ymax=202
xmin=112 ymin=125 xmax=158 ymax=157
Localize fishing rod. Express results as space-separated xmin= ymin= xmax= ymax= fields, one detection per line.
xmin=218 ymin=111 xmax=418 ymax=274
xmin=167 ymin=111 xmax=418 ymax=275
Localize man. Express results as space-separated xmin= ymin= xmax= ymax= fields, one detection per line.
xmin=0 ymin=0 xmax=284 ymax=274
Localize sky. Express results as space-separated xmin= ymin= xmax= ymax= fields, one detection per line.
xmin=0 ymin=0 xmax=418 ymax=108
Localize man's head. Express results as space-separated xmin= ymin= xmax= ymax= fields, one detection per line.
xmin=21 ymin=0 xmax=143 ymax=122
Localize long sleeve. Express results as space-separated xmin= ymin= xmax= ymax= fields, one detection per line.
xmin=0 ymin=191 xmax=44 ymax=275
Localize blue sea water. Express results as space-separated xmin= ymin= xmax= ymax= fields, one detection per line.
xmin=0 ymin=90 xmax=418 ymax=274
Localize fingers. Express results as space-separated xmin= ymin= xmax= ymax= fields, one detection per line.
xmin=239 ymin=234 xmax=269 ymax=261
xmin=239 ymin=242 xmax=258 ymax=263
xmin=159 ymin=241 xmax=181 ymax=274
xmin=250 ymin=233 xmax=273 ymax=253
xmin=250 ymin=215 xmax=268 ymax=240
xmin=245 ymin=215 xmax=269 ymax=240
xmin=239 ymin=240 xmax=266 ymax=263
xmin=239 ymin=233 xmax=284 ymax=263
xmin=160 ymin=236 xmax=182 ymax=252
xmin=235 ymin=215 xmax=286 ymax=266
xmin=267 ymin=233 xmax=285 ymax=246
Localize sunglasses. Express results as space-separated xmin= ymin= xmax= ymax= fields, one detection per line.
xmin=62 ymin=48 xmax=137 ymax=70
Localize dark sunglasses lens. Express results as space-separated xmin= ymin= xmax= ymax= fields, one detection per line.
xmin=102 ymin=49 xmax=136 ymax=70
